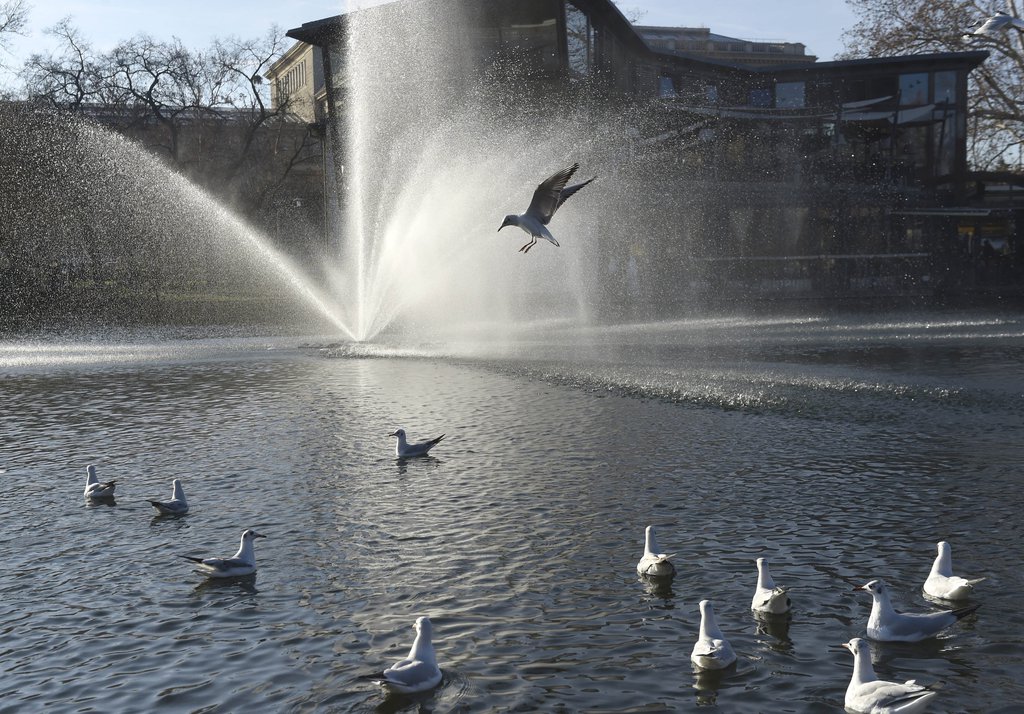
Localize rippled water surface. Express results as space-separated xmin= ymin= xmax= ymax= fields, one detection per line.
xmin=1 ymin=311 xmax=1023 ymax=713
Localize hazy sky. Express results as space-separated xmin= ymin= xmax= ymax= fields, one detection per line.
xmin=0 ymin=0 xmax=858 ymax=80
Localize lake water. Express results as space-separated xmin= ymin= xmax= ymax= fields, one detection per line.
xmin=1 ymin=310 xmax=1022 ymax=713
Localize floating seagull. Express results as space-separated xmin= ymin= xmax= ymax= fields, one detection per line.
xmin=751 ymin=557 xmax=791 ymax=614
xmin=842 ymin=637 xmax=938 ymax=713
xmin=83 ymin=464 xmax=116 ymax=500
xmin=636 ymin=525 xmax=676 ymax=577
xmin=498 ymin=163 xmax=596 ymax=253
xmin=964 ymin=11 xmax=1024 ymax=38
xmin=690 ymin=599 xmax=737 ymax=670
xmin=923 ymin=541 xmax=984 ymax=600
xmin=179 ymin=529 xmax=266 ymax=578
xmin=854 ymin=579 xmax=979 ymax=642
xmin=365 ymin=616 xmax=443 ymax=694
xmin=390 ymin=428 xmax=444 ymax=458
xmin=148 ymin=478 xmax=189 ymax=515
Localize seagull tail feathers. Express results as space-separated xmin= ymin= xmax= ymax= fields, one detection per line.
xmin=178 ymin=555 xmax=206 ymax=564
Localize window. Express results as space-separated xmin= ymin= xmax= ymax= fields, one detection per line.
xmin=658 ymin=76 xmax=676 ymax=98
xmin=566 ymin=2 xmax=594 ymax=78
xmin=748 ymin=88 xmax=772 ymax=108
xmin=279 ymin=60 xmax=307 ymax=97
xmin=899 ymin=73 xmax=928 ymax=106
xmin=934 ymin=71 xmax=957 ymax=104
xmin=776 ymin=81 xmax=805 ymax=109
xmin=481 ymin=0 xmax=560 ymax=74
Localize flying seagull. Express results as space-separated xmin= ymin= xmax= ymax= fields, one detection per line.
xmin=854 ymin=578 xmax=979 ymax=642
xmin=363 ymin=616 xmax=443 ymax=694
xmin=83 ymin=464 xmax=116 ymax=500
xmin=964 ymin=12 xmax=1024 ymax=38
xmin=636 ymin=525 xmax=677 ymax=577
xmin=842 ymin=637 xmax=938 ymax=713
xmin=751 ymin=557 xmax=791 ymax=615
xmin=498 ymin=163 xmax=596 ymax=253
xmin=148 ymin=478 xmax=189 ymax=515
xmin=390 ymin=428 xmax=445 ymax=458
xmin=179 ymin=529 xmax=266 ymax=578
xmin=923 ymin=541 xmax=985 ymax=600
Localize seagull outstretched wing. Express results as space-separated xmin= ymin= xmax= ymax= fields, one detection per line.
xmin=526 ymin=163 xmax=580 ymax=225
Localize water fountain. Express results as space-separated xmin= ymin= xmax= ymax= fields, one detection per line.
xmin=328 ymin=0 xmax=686 ymax=346
xmin=0 ymin=102 xmax=351 ymax=336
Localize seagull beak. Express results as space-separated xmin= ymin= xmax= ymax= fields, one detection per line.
xmin=252 ymin=532 xmax=267 ymax=539
xmin=852 ymin=585 xmax=866 ymax=591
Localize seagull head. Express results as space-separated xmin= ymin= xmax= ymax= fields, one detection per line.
xmin=242 ymin=529 xmax=267 ymax=540
xmin=853 ymin=579 xmax=887 ymax=598
xmin=414 ymin=616 xmax=432 ymax=636
xmin=390 ymin=428 xmax=405 ymax=439
xmin=498 ymin=215 xmax=518 ymax=232
xmin=842 ymin=637 xmax=869 ymax=656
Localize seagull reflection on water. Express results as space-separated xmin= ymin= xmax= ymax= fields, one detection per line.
xmin=373 ymin=686 xmax=440 ymax=714
xmin=395 ymin=455 xmax=441 ymax=476
xmin=753 ymin=610 xmax=793 ymax=652
xmin=192 ymin=573 xmax=259 ymax=596
xmin=692 ymin=666 xmax=730 ymax=706
xmin=639 ymin=574 xmax=675 ymax=601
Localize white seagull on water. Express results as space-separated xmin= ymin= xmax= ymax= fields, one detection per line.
xmin=390 ymin=428 xmax=445 ymax=458
xmin=179 ymin=529 xmax=266 ymax=578
xmin=83 ymin=464 xmax=116 ymax=500
xmin=854 ymin=579 xmax=979 ymax=642
xmin=365 ymin=616 xmax=443 ymax=694
xmin=148 ymin=478 xmax=189 ymax=515
xmin=690 ymin=599 xmax=737 ymax=670
xmin=498 ymin=163 xmax=596 ymax=253
xmin=636 ymin=525 xmax=676 ymax=577
xmin=923 ymin=540 xmax=984 ymax=600
xmin=842 ymin=637 xmax=938 ymax=713
xmin=751 ymin=557 xmax=791 ymax=615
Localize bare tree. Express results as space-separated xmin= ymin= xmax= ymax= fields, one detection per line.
xmin=0 ymin=0 xmax=29 ymax=81
xmin=0 ymin=0 xmax=28 ymax=43
xmin=22 ymin=22 xmax=321 ymax=213
xmin=843 ymin=0 xmax=1024 ymax=169
xmin=23 ymin=18 xmax=108 ymax=110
